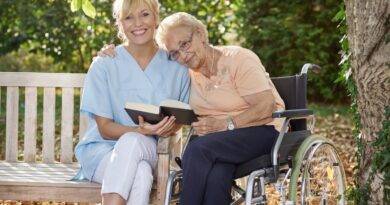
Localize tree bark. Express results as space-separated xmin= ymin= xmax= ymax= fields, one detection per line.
xmin=345 ymin=0 xmax=390 ymax=204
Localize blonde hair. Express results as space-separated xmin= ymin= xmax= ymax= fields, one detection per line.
xmin=112 ymin=0 xmax=160 ymax=41
xmin=156 ymin=12 xmax=209 ymax=50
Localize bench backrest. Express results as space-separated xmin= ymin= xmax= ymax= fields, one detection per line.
xmin=0 ymin=72 xmax=86 ymax=164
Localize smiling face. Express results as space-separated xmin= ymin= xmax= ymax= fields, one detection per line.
xmin=117 ymin=4 xmax=158 ymax=46
xmin=164 ymin=26 xmax=208 ymax=71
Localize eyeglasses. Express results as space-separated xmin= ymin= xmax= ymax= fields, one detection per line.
xmin=168 ymin=32 xmax=194 ymax=61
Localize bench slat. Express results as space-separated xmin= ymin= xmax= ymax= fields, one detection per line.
xmin=61 ymin=88 xmax=74 ymax=163
xmin=0 ymin=162 xmax=86 ymax=187
xmin=156 ymin=154 xmax=169 ymax=203
xmin=0 ymin=87 xmax=2 ymax=116
xmin=79 ymin=88 xmax=87 ymax=142
xmin=6 ymin=87 xmax=19 ymax=162
xmin=0 ymin=174 xmax=76 ymax=179
xmin=0 ymin=185 xmax=101 ymax=203
xmin=0 ymin=161 xmax=79 ymax=168
xmin=0 ymin=168 xmax=76 ymax=174
xmin=24 ymin=87 xmax=38 ymax=162
xmin=0 ymin=72 xmax=85 ymax=88
xmin=43 ymin=88 xmax=56 ymax=163
xmin=0 ymin=179 xmax=100 ymax=188
xmin=0 ymin=167 xmax=78 ymax=173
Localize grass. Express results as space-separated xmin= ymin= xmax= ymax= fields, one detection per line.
xmin=309 ymin=102 xmax=351 ymax=117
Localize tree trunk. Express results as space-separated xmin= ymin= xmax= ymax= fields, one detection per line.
xmin=344 ymin=0 xmax=390 ymax=204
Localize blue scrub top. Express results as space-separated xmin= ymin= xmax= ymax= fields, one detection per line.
xmin=74 ymin=45 xmax=190 ymax=180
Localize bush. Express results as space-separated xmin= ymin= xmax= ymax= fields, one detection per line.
xmin=160 ymin=0 xmax=237 ymax=45
xmin=235 ymin=0 xmax=347 ymax=102
xmin=0 ymin=48 xmax=64 ymax=72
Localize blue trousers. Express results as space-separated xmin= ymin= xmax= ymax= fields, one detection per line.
xmin=180 ymin=125 xmax=278 ymax=205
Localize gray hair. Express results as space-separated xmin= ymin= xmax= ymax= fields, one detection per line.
xmin=156 ymin=12 xmax=209 ymax=50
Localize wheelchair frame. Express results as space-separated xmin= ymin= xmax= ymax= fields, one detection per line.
xmin=164 ymin=64 xmax=346 ymax=205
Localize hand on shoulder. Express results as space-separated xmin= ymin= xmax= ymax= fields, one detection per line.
xmin=94 ymin=44 xmax=117 ymax=60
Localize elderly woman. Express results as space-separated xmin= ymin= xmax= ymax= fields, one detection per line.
xmin=99 ymin=11 xmax=284 ymax=205
xmin=155 ymin=12 xmax=285 ymax=205
xmin=74 ymin=1 xmax=189 ymax=205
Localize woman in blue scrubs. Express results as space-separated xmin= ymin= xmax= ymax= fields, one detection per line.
xmin=74 ymin=0 xmax=190 ymax=205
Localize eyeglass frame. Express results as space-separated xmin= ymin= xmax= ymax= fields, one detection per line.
xmin=167 ymin=31 xmax=195 ymax=61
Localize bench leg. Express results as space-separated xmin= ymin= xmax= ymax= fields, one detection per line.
xmin=156 ymin=154 xmax=170 ymax=205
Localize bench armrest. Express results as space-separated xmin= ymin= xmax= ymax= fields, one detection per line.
xmin=157 ymin=137 xmax=170 ymax=154
xmin=272 ymin=109 xmax=313 ymax=119
xmin=156 ymin=136 xmax=173 ymax=203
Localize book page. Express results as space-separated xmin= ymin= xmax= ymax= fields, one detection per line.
xmin=125 ymin=102 xmax=160 ymax=114
xmin=160 ymin=99 xmax=192 ymax=110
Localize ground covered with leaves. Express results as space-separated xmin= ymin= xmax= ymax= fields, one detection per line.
xmin=311 ymin=104 xmax=356 ymax=187
xmin=264 ymin=105 xmax=356 ymax=204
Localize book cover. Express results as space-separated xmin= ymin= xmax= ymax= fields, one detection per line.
xmin=125 ymin=100 xmax=198 ymax=125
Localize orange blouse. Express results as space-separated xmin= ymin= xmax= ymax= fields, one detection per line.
xmin=189 ymin=46 xmax=285 ymax=132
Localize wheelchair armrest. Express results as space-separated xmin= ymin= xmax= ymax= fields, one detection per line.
xmin=272 ymin=109 xmax=313 ymax=119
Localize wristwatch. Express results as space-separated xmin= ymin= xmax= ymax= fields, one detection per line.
xmin=226 ymin=116 xmax=235 ymax=131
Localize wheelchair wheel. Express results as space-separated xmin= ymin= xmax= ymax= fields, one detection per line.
xmin=288 ymin=135 xmax=346 ymax=205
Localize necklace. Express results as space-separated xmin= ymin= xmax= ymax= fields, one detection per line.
xmin=203 ymin=46 xmax=223 ymax=90
xmin=208 ymin=46 xmax=215 ymax=77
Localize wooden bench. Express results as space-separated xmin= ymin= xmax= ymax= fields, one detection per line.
xmin=0 ymin=72 xmax=175 ymax=204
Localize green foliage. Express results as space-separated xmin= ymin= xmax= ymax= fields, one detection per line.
xmin=372 ymin=107 xmax=390 ymax=201
xmin=235 ymin=0 xmax=347 ymax=102
xmin=1 ymin=0 xmax=348 ymax=103
xmin=0 ymin=48 xmax=64 ymax=72
xmin=0 ymin=0 xmax=117 ymax=72
xmin=347 ymin=106 xmax=390 ymax=203
xmin=308 ymin=103 xmax=350 ymax=117
xmin=333 ymin=3 xmax=370 ymax=203
xmin=81 ymin=0 xmax=96 ymax=19
xmin=71 ymin=0 xmax=83 ymax=12
xmin=0 ymin=0 xmax=236 ymax=72
xmin=346 ymin=184 xmax=371 ymax=205
xmin=159 ymin=0 xmax=238 ymax=45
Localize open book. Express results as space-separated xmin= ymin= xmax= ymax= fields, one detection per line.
xmin=124 ymin=99 xmax=198 ymax=125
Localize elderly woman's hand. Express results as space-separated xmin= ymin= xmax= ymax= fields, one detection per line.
xmin=97 ymin=44 xmax=117 ymax=58
xmin=191 ymin=117 xmax=227 ymax=136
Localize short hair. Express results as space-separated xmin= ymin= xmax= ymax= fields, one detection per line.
xmin=112 ymin=0 xmax=160 ymax=41
xmin=156 ymin=12 xmax=209 ymax=50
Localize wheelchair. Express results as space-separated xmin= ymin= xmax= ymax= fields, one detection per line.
xmin=164 ymin=64 xmax=346 ymax=205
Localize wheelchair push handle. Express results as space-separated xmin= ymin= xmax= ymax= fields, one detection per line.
xmin=300 ymin=63 xmax=321 ymax=75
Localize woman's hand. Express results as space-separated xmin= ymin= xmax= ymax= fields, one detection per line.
xmin=191 ymin=117 xmax=227 ymax=136
xmin=97 ymin=44 xmax=117 ymax=58
xmin=163 ymin=123 xmax=184 ymax=137
xmin=137 ymin=116 xmax=177 ymax=136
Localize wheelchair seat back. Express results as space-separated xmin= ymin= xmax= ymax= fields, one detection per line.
xmin=271 ymin=74 xmax=308 ymax=131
